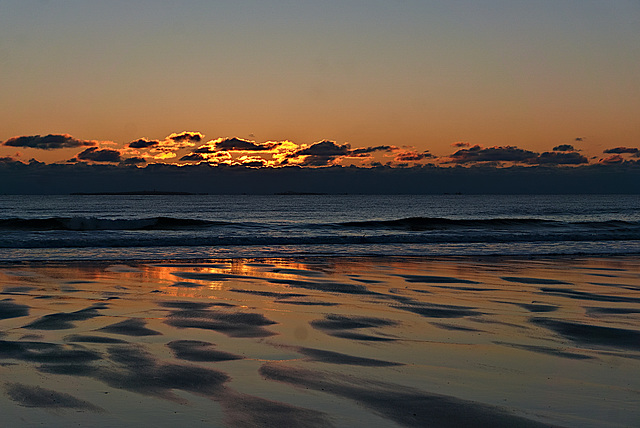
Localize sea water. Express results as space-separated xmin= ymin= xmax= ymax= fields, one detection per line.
xmin=0 ymin=194 xmax=639 ymax=261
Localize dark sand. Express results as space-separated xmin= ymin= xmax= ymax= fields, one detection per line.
xmin=0 ymin=256 xmax=638 ymax=427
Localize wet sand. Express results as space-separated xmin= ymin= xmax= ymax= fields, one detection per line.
xmin=0 ymin=256 xmax=638 ymax=427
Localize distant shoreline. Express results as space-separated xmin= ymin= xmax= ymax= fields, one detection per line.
xmin=70 ymin=191 xmax=208 ymax=196
xmin=71 ymin=191 xmax=334 ymax=196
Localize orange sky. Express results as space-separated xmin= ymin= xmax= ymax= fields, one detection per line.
xmin=1 ymin=2 xmax=638 ymax=167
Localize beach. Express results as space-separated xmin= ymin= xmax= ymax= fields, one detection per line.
xmin=0 ymin=255 xmax=638 ymax=427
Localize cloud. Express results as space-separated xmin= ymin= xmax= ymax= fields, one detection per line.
xmin=294 ymin=141 xmax=351 ymax=157
xmin=129 ymin=138 xmax=160 ymax=149
xmin=394 ymin=150 xmax=434 ymax=162
xmin=451 ymin=142 xmax=470 ymax=148
xmin=599 ymin=154 xmax=625 ymax=164
xmin=3 ymin=134 xmax=97 ymax=150
xmin=0 ymin=156 xmax=18 ymax=164
xmin=349 ymin=146 xmax=394 ymax=155
xmin=287 ymin=142 xmax=399 ymax=166
xmin=215 ymin=137 xmax=279 ymax=152
xmin=552 ymin=144 xmax=576 ymax=152
xmin=236 ymin=155 xmax=268 ymax=168
xmin=575 ymin=137 xmax=585 ymax=142
xmin=448 ymin=145 xmax=538 ymax=164
xmin=284 ymin=141 xmax=351 ymax=166
xmin=167 ymin=132 xmax=203 ymax=143
xmin=180 ymin=151 xmax=232 ymax=164
xmin=603 ymin=147 xmax=639 ymax=154
xmin=296 ymin=155 xmax=339 ymax=167
xmin=126 ymin=132 xmax=204 ymax=154
xmin=74 ymin=147 xmax=122 ymax=163
xmin=122 ymin=157 xmax=147 ymax=165
xmin=179 ymin=138 xmax=289 ymax=165
xmin=143 ymin=132 xmax=204 ymax=155
xmin=531 ymin=151 xmax=588 ymax=165
xmin=178 ymin=139 xmax=429 ymax=168
xmin=191 ymin=145 xmax=217 ymax=154
xmin=180 ymin=153 xmax=208 ymax=162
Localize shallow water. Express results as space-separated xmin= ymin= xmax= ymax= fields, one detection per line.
xmin=0 ymin=257 xmax=640 ymax=427
xmin=0 ymin=256 xmax=638 ymax=427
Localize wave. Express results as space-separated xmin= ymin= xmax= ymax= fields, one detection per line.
xmin=339 ymin=217 xmax=557 ymax=230
xmin=0 ymin=217 xmax=229 ymax=231
xmin=338 ymin=217 xmax=639 ymax=231
xmin=1 ymin=215 xmax=639 ymax=234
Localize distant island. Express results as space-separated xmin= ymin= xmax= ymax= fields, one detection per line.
xmin=70 ymin=191 xmax=207 ymax=196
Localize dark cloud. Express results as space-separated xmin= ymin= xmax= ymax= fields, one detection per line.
xmin=122 ymin=157 xmax=146 ymax=165
xmin=294 ymin=141 xmax=350 ymax=157
xmin=286 ymin=141 xmax=352 ymax=166
xmin=180 ymin=153 xmax=208 ymax=162
xmin=451 ymin=142 xmax=470 ymax=147
xmin=192 ymin=146 xmax=215 ymax=154
xmin=575 ymin=137 xmax=585 ymax=142
xmin=394 ymin=151 xmax=434 ymax=162
xmin=552 ymin=144 xmax=576 ymax=152
xmin=0 ymin=156 xmax=18 ymax=164
xmin=238 ymin=159 xmax=267 ymax=168
xmin=349 ymin=145 xmax=394 ymax=155
xmin=215 ymin=138 xmax=278 ymax=151
xmin=128 ymin=138 xmax=160 ymax=149
xmin=298 ymin=155 xmax=338 ymax=166
xmin=448 ymin=145 xmax=538 ymax=164
xmin=167 ymin=131 xmax=204 ymax=143
xmin=531 ymin=151 xmax=588 ymax=165
xmin=75 ymin=147 xmax=122 ymax=163
xmin=600 ymin=154 xmax=624 ymax=164
xmin=603 ymin=147 xmax=639 ymax=154
xmin=3 ymin=134 xmax=96 ymax=150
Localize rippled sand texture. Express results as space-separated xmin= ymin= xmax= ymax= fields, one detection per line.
xmin=0 ymin=256 xmax=638 ymax=427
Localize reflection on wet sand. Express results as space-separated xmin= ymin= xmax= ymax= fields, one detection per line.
xmin=0 ymin=256 xmax=638 ymax=427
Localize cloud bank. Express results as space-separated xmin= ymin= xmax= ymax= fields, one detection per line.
xmin=1 ymin=162 xmax=638 ymax=195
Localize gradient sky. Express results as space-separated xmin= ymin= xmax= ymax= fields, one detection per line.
xmin=1 ymin=1 xmax=639 ymax=165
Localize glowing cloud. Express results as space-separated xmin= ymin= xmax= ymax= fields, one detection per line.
xmin=599 ymin=154 xmax=625 ymax=164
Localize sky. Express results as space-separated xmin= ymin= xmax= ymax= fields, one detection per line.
xmin=1 ymin=1 xmax=639 ymax=169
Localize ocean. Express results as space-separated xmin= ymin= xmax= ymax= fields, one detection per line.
xmin=1 ymin=194 xmax=639 ymax=261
